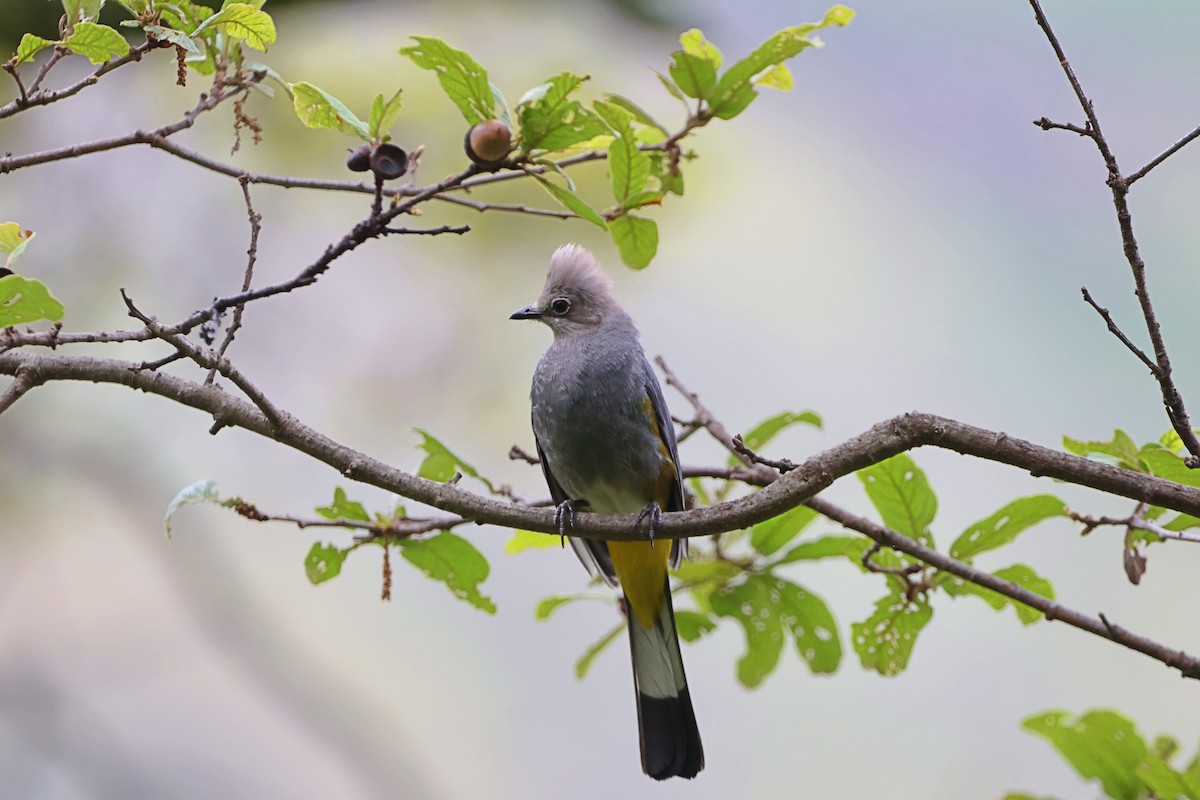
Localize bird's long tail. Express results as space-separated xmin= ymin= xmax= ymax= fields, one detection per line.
xmin=623 ymin=578 xmax=704 ymax=780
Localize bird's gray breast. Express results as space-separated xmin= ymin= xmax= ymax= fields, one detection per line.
xmin=531 ymin=333 xmax=663 ymax=514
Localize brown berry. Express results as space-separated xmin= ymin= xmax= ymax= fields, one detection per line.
xmin=464 ymin=119 xmax=512 ymax=167
xmin=346 ymin=144 xmax=372 ymax=173
xmin=369 ymin=143 xmax=408 ymax=180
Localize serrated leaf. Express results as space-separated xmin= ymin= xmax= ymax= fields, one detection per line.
xmin=399 ymin=532 xmax=496 ymax=613
xmin=400 ymin=36 xmax=494 ymax=125
xmin=304 ymin=541 xmax=348 ymax=585
xmin=0 ymin=223 xmax=35 ymax=270
xmin=731 ymin=409 xmax=822 ymax=466
xmin=675 ymin=609 xmax=717 ymax=642
xmin=602 ymin=94 xmax=668 ymax=137
xmin=290 ymin=81 xmax=370 ymax=140
xmin=774 ymin=534 xmax=861 ymax=565
xmin=595 ymin=100 xmax=651 ymax=203
xmin=750 ymin=505 xmax=818 ymax=556
xmin=368 ymin=90 xmax=403 ymax=141
xmin=1063 ymin=430 xmax=1145 ymax=472
xmin=679 ymin=28 xmax=723 ymax=69
xmin=163 ymin=478 xmax=232 ymax=535
xmin=709 ymin=6 xmax=854 ymax=120
xmin=413 ymin=428 xmax=494 ymax=491
xmin=505 ymin=528 xmax=561 ymax=554
xmin=63 ymin=22 xmax=130 ymax=65
xmin=532 ymin=175 xmax=608 ymax=230
xmin=1023 ymin=709 xmax=1148 ymax=800
xmin=14 ymin=34 xmax=57 ymax=65
xmin=576 ymin=622 xmax=623 ymax=679
xmin=517 ymin=72 xmax=607 ymax=153
xmin=668 ymin=51 xmax=717 ymax=100
xmin=0 ymin=274 xmax=65 ymax=326
xmin=949 ymin=494 xmax=1067 ymax=561
xmin=609 ymin=215 xmax=658 ymax=270
xmin=314 ymin=486 xmax=370 ymax=523
xmin=857 ymin=453 xmax=937 ymax=546
xmin=942 ymin=563 xmax=1055 ymax=625
xmin=754 ymin=63 xmax=794 ymax=91
xmin=193 ymin=3 xmax=275 ymax=50
xmin=851 ymin=593 xmax=932 ymax=676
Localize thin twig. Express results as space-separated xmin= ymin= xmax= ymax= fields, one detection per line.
xmin=434 ymin=194 xmax=577 ymax=219
xmin=1032 ymin=117 xmax=1092 ymax=137
xmin=206 ymin=175 xmax=261 ymax=385
xmin=0 ymin=40 xmax=164 ymax=120
xmin=0 ymin=367 xmax=40 ymax=414
xmin=1079 ymin=287 xmax=1157 ymax=372
xmin=1127 ymin=123 xmax=1200 ymax=186
xmin=383 ymin=225 xmax=470 ymax=236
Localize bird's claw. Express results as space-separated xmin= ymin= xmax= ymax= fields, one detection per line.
xmin=554 ymin=498 xmax=587 ymax=545
xmin=636 ymin=501 xmax=663 ymax=549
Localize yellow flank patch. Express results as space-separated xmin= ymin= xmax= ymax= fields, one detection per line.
xmin=609 ymin=539 xmax=669 ymax=629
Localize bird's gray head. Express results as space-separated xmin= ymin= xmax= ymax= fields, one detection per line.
xmin=510 ymin=244 xmax=623 ymax=336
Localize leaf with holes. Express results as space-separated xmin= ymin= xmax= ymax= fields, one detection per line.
xmin=1022 ymin=709 xmax=1148 ymax=800
xmin=304 ymin=542 xmax=348 ymax=585
xmin=776 ymin=577 xmax=841 ymax=673
xmin=517 ymin=72 xmax=607 ymax=153
xmin=950 ymin=494 xmax=1067 ymax=561
xmin=675 ymin=610 xmax=717 ymax=642
xmin=399 ymin=532 xmax=496 ymax=613
xmin=857 ymin=453 xmax=937 ymax=546
xmin=314 ymin=487 xmax=370 ymax=523
xmin=851 ymin=593 xmax=932 ymax=676
xmin=941 ymin=563 xmax=1055 ymax=625
xmin=400 ymin=36 xmax=494 ymax=125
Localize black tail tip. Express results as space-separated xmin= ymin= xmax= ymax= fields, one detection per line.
xmin=639 ymin=690 xmax=704 ymax=780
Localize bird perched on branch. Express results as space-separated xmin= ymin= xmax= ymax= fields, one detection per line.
xmin=511 ymin=244 xmax=703 ymax=780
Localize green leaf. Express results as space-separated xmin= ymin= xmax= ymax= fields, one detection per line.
xmin=774 ymin=534 xmax=861 ymax=565
xmin=675 ymin=609 xmax=717 ymax=642
xmin=851 ymin=593 xmax=932 ymax=676
xmin=400 ymin=36 xmax=494 ymax=125
xmin=0 ymin=274 xmax=65 ymax=326
xmin=731 ymin=409 xmax=822 ymax=466
xmin=576 ymin=622 xmax=623 ymax=679
xmin=1140 ymin=445 xmax=1200 ymax=488
xmin=1138 ymin=753 xmax=1200 ymax=800
xmin=754 ymin=63 xmax=794 ymax=91
xmin=672 ymin=559 xmax=742 ymax=584
xmin=712 ymin=574 xmax=839 ymax=686
xmin=193 ymin=3 xmax=275 ymax=50
xmin=399 ymin=532 xmax=496 ymax=613
xmin=679 ymin=28 xmax=723 ymax=69
xmin=142 ymin=25 xmax=201 ymax=55
xmin=750 ymin=504 xmax=818 ymax=556
xmin=655 ymin=70 xmax=688 ymax=104
xmin=314 ymin=487 xmax=370 ymax=523
xmin=14 ymin=34 xmax=57 ymax=65
xmin=368 ymin=90 xmax=403 ymax=141
xmin=504 ymin=528 xmax=561 ymax=554
xmin=412 ymin=428 xmax=494 ymax=491
xmin=290 ymin=81 xmax=370 ymax=140
xmin=668 ymin=51 xmax=717 ymax=100
xmin=620 ymin=189 xmax=664 ymax=212
xmin=609 ymin=215 xmax=658 ymax=270
xmin=857 ymin=453 xmax=937 ymax=546
xmin=942 ymin=563 xmax=1055 ymax=625
xmin=516 ymin=72 xmax=607 ymax=153
xmin=1163 ymin=513 xmax=1200 ymax=532
xmin=163 ymin=478 xmax=234 ymax=536
xmin=534 ymin=593 xmax=606 ymax=621
xmin=709 ymin=6 xmax=855 ymax=120
xmin=949 ymin=494 xmax=1067 ymax=561
xmin=1063 ymin=429 xmax=1145 ymax=472
xmin=62 ymin=0 xmax=104 ymax=24
xmin=532 ymin=175 xmax=608 ymax=230
xmin=63 ymin=22 xmax=130 ymax=65
xmin=0 ymin=222 xmax=35 ymax=270
xmin=602 ymin=93 xmax=668 ymax=138
xmin=594 ymin=100 xmax=650 ymax=202
xmin=304 ymin=541 xmax=348 ymax=585
xmin=1023 ymin=709 xmax=1148 ymax=800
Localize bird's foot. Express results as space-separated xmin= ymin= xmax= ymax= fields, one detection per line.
xmin=554 ymin=498 xmax=588 ymax=545
xmin=636 ymin=501 xmax=663 ymax=548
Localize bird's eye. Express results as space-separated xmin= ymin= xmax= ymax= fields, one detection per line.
xmin=550 ymin=297 xmax=571 ymax=315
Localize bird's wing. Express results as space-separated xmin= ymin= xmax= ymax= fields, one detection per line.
xmin=641 ymin=357 xmax=688 ymax=566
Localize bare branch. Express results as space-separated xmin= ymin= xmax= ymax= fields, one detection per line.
xmin=383 ymin=224 xmax=470 ymax=236
xmin=1032 ymin=117 xmax=1092 ymax=137
xmin=206 ymin=176 xmax=262 ymax=385
xmin=1127 ymin=123 xmax=1200 ymax=186
xmin=0 ymin=41 xmax=165 ymax=120
xmin=1079 ymin=287 xmax=1157 ymax=373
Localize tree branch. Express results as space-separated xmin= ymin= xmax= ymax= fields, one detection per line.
xmin=0 ymin=41 xmax=166 ymax=120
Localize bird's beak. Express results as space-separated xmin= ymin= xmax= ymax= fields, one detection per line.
xmin=510 ymin=305 xmax=542 ymax=320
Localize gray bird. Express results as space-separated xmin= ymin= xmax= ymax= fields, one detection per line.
xmin=511 ymin=244 xmax=703 ymax=780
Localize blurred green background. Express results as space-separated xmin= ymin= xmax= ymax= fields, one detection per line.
xmin=3 ymin=1 xmax=1200 ymax=798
